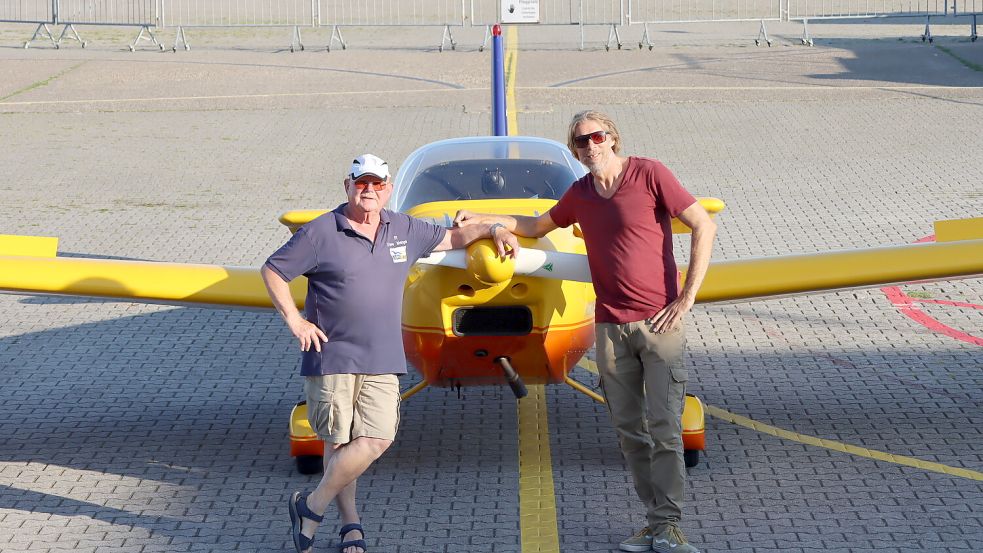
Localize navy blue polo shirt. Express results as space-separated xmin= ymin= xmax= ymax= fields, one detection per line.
xmin=265 ymin=204 xmax=446 ymax=376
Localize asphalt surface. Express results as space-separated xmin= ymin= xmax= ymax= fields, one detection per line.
xmin=0 ymin=18 xmax=981 ymax=553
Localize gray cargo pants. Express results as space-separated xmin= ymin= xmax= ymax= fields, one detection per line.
xmin=595 ymin=319 xmax=688 ymax=533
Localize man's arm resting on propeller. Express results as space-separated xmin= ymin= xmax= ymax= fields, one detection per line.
xmin=452 ymin=210 xmax=558 ymax=239
xmin=260 ymin=265 xmax=328 ymax=352
xmin=433 ymin=222 xmax=520 ymax=258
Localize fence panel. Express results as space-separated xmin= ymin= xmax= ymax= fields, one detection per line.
xmin=629 ymin=0 xmax=781 ymax=24
xmin=787 ymin=0 xmax=947 ymax=20
xmin=57 ymin=0 xmax=157 ymax=25
xmin=0 ymin=0 xmax=55 ymax=24
xmin=955 ymin=0 xmax=983 ymax=13
xmin=162 ymin=0 xmax=315 ymax=27
xmin=317 ymin=0 xmax=466 ymax=26
xmin=575 ymin=0 xmax=623 ymax=25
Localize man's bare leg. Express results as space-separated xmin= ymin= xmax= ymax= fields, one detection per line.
xmin=298 ymin=437 xmax=391 ymax=551
xmin=324 ymin=444 xmax=363 ymax=553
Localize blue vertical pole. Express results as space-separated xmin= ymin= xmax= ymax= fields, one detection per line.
xmin=491 ymin=24 xmax=508 ymax=137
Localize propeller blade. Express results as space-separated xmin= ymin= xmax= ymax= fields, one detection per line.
xmin=417 ymin=247 xmax=592 ymax=283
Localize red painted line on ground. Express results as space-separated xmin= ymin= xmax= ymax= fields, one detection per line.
xmin=879 ymin=234 xmax=982 ymax=347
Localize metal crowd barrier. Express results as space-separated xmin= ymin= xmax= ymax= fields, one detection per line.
xmin=55 ymin=0 xmax=160 ymax=49
xmin=787 ymin=0 xmax=948 ymax=44
xmin=6 ymin=0 xmax=978 ymax=52
xmin=2 ymin=0 xmax=57 ymax=48
xmin=471 ymin=0 xmax=625 ymax=51
xmin=12 ymin=0 xmax=162 ymax=49
xmin=628 ymin=0 xmax=781 ymax=48
xmin=317 ymin=0 xmax=467 ymax=51
xmin=954 ymin=0 xmax=981 ymax=41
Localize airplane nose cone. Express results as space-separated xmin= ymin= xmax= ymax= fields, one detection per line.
xmin=466 ymin=240 xmax=515 ymax=285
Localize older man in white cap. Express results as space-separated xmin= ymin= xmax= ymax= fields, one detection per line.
xmin=262 ymin=154 xmax=518 ymax=553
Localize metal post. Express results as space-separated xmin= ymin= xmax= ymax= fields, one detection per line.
xmin=579 ymin=0 xmax=584 ymax=50
xmin=491 ymin=24 xmax=508 ymax=136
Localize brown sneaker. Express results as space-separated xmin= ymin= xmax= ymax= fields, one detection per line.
xmin=651 ymin=526 xmax=700 ymax=553
xmin=618 ymin=527 xmax=654 ymax=552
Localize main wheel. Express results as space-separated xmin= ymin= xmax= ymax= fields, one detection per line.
xmin=296 ymin=455 xmax=323 ymax=475
xmin=684 ymin=449 xmax=700 ymax=468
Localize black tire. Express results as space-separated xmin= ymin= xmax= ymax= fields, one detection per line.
xmin=296 ymin=455 xmax=323 ymax=475
xmin=684 ymin=449 xmax=700 ymax=468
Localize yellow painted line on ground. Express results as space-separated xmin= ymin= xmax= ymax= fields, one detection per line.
xmin=706 ymin=404 xmax=983 ymax=481
xmin=517 ymin=385 xmax=561 ymax=553
xmin=508 ymin=26 xmax=560 ymax=553
xmin=578 ymin=358 xmax=599 ymax=374
xmin=577 ymin=359 xmax=982 ymax=480
xmin=505 ymin=25 xmax=520 ymax=135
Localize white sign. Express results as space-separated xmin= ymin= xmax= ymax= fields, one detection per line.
xmin=501 ymin=0 xmax=540 ymax=24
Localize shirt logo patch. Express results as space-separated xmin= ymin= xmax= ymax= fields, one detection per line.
xmin=389 ymin=245 xmax=407 ymax=263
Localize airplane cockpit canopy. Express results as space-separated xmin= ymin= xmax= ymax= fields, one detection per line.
xmin=392 ymin=137 xmax=587 ymax=212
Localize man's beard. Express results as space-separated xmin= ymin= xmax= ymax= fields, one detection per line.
xmin=584 ymin=153 xmax=610 ymax=175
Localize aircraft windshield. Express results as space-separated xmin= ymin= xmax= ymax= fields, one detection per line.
xmin=394 ymin=139 xmax=585 ymax=211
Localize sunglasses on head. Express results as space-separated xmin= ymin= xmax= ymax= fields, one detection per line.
xmin=572 ymin=130 xmax=609 ymax=148
xmin=351 ymin=177 xmax=388 ymax=191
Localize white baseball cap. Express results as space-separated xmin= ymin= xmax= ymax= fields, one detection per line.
xmin=349 ymin=154 xmax=390 ymax=180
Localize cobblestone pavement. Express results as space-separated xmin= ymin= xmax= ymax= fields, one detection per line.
xmin=0 ymin=21 xmax=981 ymax=553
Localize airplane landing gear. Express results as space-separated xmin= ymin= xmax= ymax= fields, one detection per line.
xmin=495 ymin=357 xmax=528 ymax=398
xmin=684 ymin=449 xmax=700 ymax=468
xmin=296 ymin=455 xmax=322 ymax=475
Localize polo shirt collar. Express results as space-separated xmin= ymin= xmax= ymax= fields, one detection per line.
xmin=333 ymin=203 xmax=391 ymax=232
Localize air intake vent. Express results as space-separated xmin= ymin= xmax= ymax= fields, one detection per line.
xmin=452 ymin=307 xmax=533 ymax=336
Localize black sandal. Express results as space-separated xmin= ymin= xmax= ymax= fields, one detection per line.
xmin=288 ymin=492 xmax=323 ymax=553
xmin=338 ymin=522 xmax=367 ymax=552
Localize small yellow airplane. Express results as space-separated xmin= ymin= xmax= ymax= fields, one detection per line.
xmin=2 ymin=135 xmax=981 ymax=475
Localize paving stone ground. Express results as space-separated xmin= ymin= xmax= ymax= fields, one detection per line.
xmin=0 ymin=19 xmax=981 ymax=553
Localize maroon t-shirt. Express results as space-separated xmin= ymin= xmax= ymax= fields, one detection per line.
xmin=549 ymin=157 xmax=697 ymax=324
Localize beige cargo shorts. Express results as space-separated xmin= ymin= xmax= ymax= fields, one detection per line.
xmin=304 ymin=373 xmax=400 ymax=444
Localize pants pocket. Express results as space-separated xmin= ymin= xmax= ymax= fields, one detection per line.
xmin=669 ymin=365 xmax=688 ymax=383
xmin=309 ymin=398 xmax=339 ymax=438
xmin=666 ymin=364 xmax=688 ymax=417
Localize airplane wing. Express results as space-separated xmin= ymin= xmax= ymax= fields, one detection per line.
xmin=2 ymin=218 xmax=980 ymax=307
